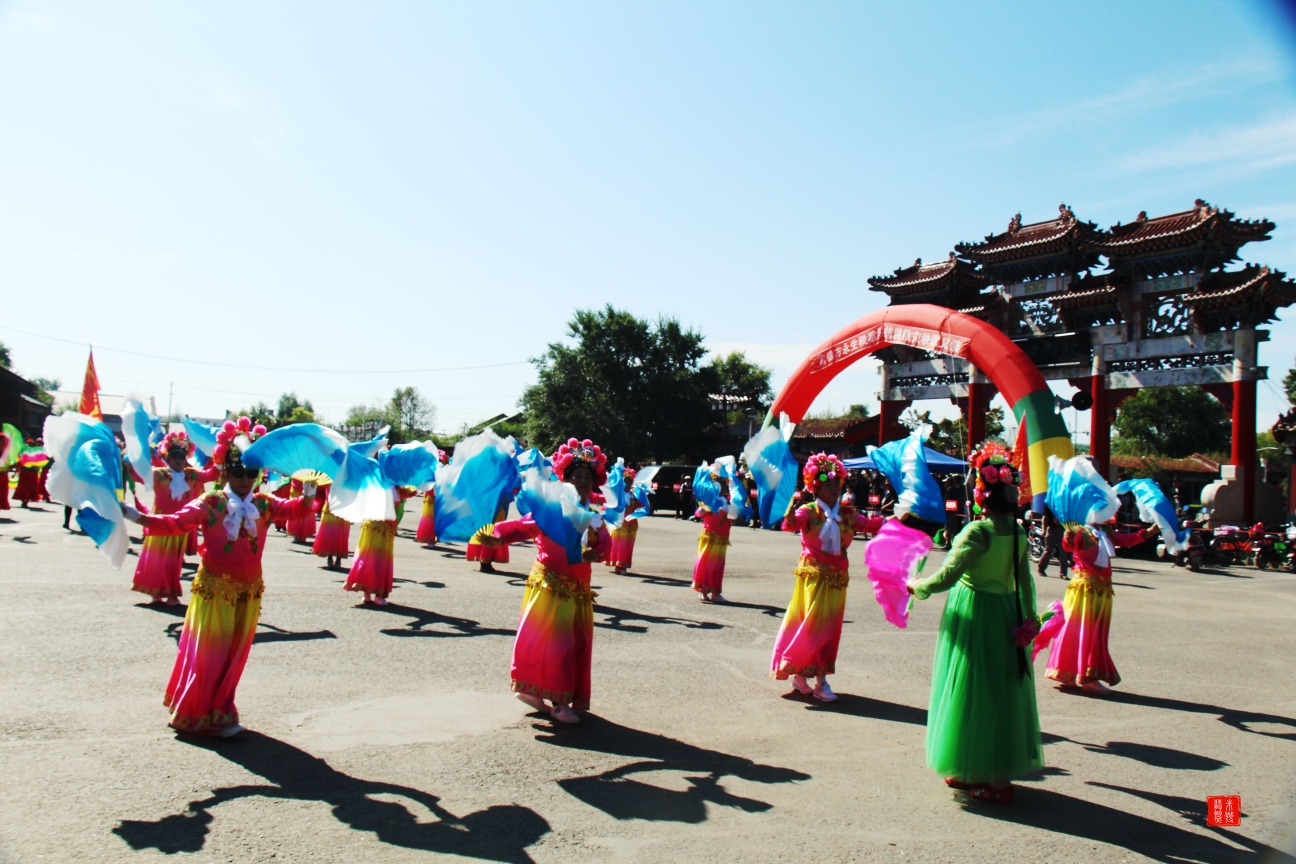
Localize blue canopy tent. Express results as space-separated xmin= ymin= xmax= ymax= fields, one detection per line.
xmin=843 ymin=447 xmax=967 ymax=472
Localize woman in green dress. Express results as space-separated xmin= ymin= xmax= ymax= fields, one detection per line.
xmin=908 ymin=443 xmax=1042 ymax=805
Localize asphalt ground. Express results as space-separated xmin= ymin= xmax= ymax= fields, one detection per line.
xmin=2 ymin=502 xmax=1295 ymax=863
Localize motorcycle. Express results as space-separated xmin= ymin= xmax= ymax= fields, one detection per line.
xmin=1158 ymin=520 xmax=1206 ymax=571
xmin=1251 ymin=523 xmax=1285 ymax=571
xmin=1209 ymin=525 xmax=1253 ymax=567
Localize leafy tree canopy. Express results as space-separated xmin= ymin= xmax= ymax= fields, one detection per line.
xmin=520 ymin=305 xmax=712 ymax=462
xmin=343 ymin=387 xmax=435 ymax=444
xmin=235 ymin=392 xmax=317 ymax=430
xmin=1284 ymin=364 xmax=1296 ymax=405
xmin=0 ymin=341 xmax=10 ymax=369
xmin=1113 ymin=386 xmax=1229 ymax=458
xmin=30 ymin=377 xmax=61 ymax=407
xmin=901 ymin=407 xmax=1005 ymax=457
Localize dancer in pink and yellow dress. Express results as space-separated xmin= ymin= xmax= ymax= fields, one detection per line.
xmin=311 ymin=482 xmax=350 ymax=569
xmin=468 ymin=489 xmax=516 ymax=572
xmin=771 ymin=453 xmax=883 ymax=702
xmin=1045 ymin=520 xmax=1157 ymax=693
xmin=606 ymin=467 xmax=639 ymax=575
xmin=415 ymin=449 xmax=447 ymax=548
xmin=494 ymin=438 xmax=610 ymax=724
xmin=344 ymin=486 xmax=416 ymax=604
xmin=131 ymin=431 xmax=220 ymax=605
xmin=692 ymin=462 xmax=736 ymax=603
xmin=125 ymin=417 xmax=316 ymax=737
xmin=285 ymin=479 xmax=316 ymax=544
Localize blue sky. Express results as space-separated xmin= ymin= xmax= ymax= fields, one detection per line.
xmin=2 ymin=1 xmax=1295 ymax=444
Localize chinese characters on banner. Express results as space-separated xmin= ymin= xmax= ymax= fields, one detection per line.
xmin=812 ymin=324 xmax=972 ymax=371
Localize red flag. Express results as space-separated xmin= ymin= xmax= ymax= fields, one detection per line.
xmin=79 ymin=350 xmax=102 ymax=419
xmin=1013 ymin=418 xmax=1031 ymax=497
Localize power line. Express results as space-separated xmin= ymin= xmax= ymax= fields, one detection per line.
xmin=0 ymin=324 xmax=531 ymax=375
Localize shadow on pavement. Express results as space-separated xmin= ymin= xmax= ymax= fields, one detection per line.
xmin=971 ymin=784 xmax=1293 ymax=863
xmin=1098 ymin=690 xmax=1296 ymax=741
xmin=628 ymin=572 xmax=694 ymax=588
xmin=593 ymin=603 xmax=725 ymax=634
xmin=135 ymin=602 xmax=187 ymax=617
xmin=1084 ymin=740 xmax=1227 ymax=771
xmin=254 ymin=623 xmax=337 ymax=644
xmin=780 ymin=691 xmax=928 ymax=726
xmin=704 ymin=599 xmax=786 ymax=619
xmin=362 ymin=602 xmax=515 ymax=639
xmin=112 ymin=732 xmax=549 ymax=862
xmin=536 ymin=714 xmax=809 ymax=823
xmin=161 ymin=621 xmax=338 ymax=644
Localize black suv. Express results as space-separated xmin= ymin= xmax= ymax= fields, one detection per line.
xmin=640 ymin=464 xmax=696 ymax=514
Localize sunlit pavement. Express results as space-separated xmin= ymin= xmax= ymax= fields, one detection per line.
xmin=2 ymin=504 xmax=1294 ymax=863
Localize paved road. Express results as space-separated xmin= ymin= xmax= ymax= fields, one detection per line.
xmin=2 ymin=503 xmax=1295 ymax=863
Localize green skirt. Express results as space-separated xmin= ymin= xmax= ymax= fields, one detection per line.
xmin=926 ymin=581 xmax=1043 ymax=783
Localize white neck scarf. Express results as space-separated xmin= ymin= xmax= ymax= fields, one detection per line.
xmin=168 ymin=468 xmax=189 ymax=500
xmin=223 ymin=485 xmax=261 ymax=541
xmin=816 ymin=497 xmax=842 ymax=555
xmin=1094 ymin=526 xmax=1114 ymax=569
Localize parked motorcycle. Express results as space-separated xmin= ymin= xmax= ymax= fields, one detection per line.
xmin=1158 ymin=520 xmax=1206 ymax=571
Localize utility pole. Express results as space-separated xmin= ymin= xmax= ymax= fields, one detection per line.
xmin=166 ymin=381 xmax=173 ymax=421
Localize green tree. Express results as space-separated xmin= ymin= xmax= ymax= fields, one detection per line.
xmin=29 ymin=377 xmax=61 ymax=407
xmin=343 ymin=387 xmax=435 ymax=443
xmin=519 ymin=305 xmax=712 ymax=462
xmin=1113 ymin=386 xmax=1230 ymax=458
xmin=237 ymin=401 xmax=277 ymax=428
xmin=901 ymin=407 xmax=1005 ymax=456
xmin=1284 ymin=364 xmax=1296 ymax=404
xmin=276 ymin=392 xmax=315 ymax=426
xmin=0 ymin=341 xmax=10 ymax=368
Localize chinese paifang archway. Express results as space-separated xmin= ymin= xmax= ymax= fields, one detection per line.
xmin=767 ymin=304 xmax=1074 ymax=508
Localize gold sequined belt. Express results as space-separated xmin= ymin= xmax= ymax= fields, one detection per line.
xmin=792 ymin=556 xmax=849 ymax=590
xmin=362 ymin=520 xmax=399 ymax=537
xmin=192 ymin=567 xmax=264 ymax=603
xmin=526 ymin=562 xmax=597 ymax=605
xmin=1068 ymin=573 xmax=1114 ymax=597
xmin=701 ymin=531 xmax=730 ymax=547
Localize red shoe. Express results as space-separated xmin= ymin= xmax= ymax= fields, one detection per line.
xmin=944 ymin=778 xmax=974 ymax=790
xmin=968 ymin=784 xmax=1015 ymax=805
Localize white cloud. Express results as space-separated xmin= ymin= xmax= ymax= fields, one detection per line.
xmin=1108 ymin=110 xmax=1296 ymax=178
xmin=969 ymin=57 xmax=1281 ymax=149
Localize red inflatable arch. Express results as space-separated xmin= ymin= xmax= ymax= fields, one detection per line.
xmin=768 ymin=304 xmax=1073 ymax=500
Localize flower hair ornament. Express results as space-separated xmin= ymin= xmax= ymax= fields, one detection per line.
xmin=551 ymin=438 xmax=608 ymax=486
xmin=623 ymin=467 xmax=637 ymax=487
xmin=158 ymin=430 xmax=194 ymax=458
xmin=968 ymin=442 xmax=1021 ymax=509
xmin=211 ymin=416 xmax=268 ymax=469
xmin=803 ymin=452 xmax=847 ymax=489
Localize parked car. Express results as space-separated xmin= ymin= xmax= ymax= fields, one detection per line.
xmin=639 ymin=464 xmax=696 ymax=514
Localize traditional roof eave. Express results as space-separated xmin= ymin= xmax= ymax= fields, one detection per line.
xmin=1182 ymin=265 xmax=1296 ymax=310
xmin=954 ymin=204 xmax=1103 ymax=274
xmin=867 ymin=252 xmax=988 ymax=294
xmin=1096 ymin=199 xmax=1273 ymax=257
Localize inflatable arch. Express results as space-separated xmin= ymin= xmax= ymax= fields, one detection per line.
xmin=766 ymin=304 xmax=1074 ymax=505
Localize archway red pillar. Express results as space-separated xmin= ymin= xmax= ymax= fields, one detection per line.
xmin=966 ymin=382 xmax=988 ymax=455
xmin=1234 ymin=378 xmax=1257 ymax=524
xmin=1090 ymin=374 xmax=1110 ymax=479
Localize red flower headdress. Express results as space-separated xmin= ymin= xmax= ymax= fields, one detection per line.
xmin=623 ymin=467 xmax=637 ymax=487
xmin=211 ymin=416 xmax=268 ymax=468
xmin=158 ymin=430 xmax=193 ymax=457
xmin=968 ymin=442 xmax=1021 ymax=507
xmin=803 ymin=452 xmax=847 ymax=489
xmin=551 ymin=438 xmax=608 ymax=486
